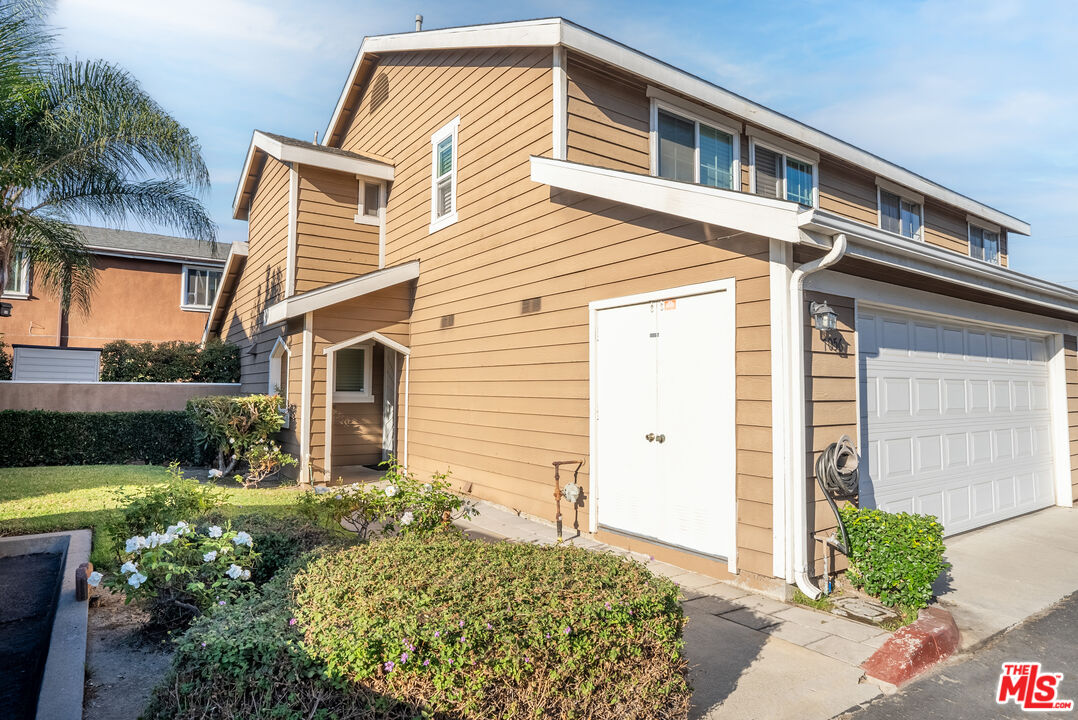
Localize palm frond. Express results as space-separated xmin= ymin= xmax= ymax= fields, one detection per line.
xmin=16 ymin=214 xmax=95 ymax=313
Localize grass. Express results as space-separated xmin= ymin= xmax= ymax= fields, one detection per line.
xmin=0 ymin=464 xmax=304 ymax=565
xmin=792 ymin=588 xmax=834 ymax=611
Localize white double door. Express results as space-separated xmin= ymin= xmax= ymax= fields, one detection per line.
xmin=594 ymin=285 xmax=736 ymax=560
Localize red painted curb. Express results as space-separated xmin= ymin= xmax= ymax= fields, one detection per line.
xmin=861 ymin=606 xmax=960 ymax=687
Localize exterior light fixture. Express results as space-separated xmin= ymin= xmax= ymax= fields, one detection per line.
xmin=0 ymin=302 xmax=11 ymax=318
xmin=809 ymin=300 xmax=838 ymax=339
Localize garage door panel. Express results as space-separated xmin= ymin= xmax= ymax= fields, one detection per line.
xmin=859 ymin=308 xmax=1056 ymax=535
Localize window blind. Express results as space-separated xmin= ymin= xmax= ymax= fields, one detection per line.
xmin=657 ymin=110 xmax=694 ymax=183
xmin=753 ymin=146 xmax=780 ymax=198
xmin=335 ymin=348 xmax=366 ymax=392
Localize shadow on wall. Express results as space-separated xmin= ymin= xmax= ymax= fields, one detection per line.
xmin=682 ymin=595 xmax=767 ymax=718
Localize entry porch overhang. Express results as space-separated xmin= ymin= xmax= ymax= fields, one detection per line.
xmin=262 ymin=260 xmax=419 ymax=326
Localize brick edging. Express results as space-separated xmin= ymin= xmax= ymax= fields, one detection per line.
xmin=861 ymin=606 xmax=960 ymax=688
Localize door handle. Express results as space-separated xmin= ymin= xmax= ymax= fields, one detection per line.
xmin=656 ymin=434 xmax=666 ymax=443
xmin=645 ymin=433 xmax=655 ymax=442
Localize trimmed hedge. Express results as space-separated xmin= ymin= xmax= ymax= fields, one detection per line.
xmin=839 ymin=506 xmax=947 ymax=610
xmin=0 ymin=409 xmax=206 ymax=467
xmin=100 ymin=339 xmax=239 ymax=383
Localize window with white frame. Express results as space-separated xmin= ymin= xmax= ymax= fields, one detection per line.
xmin=969 ymin=223 xmax=1001 ymax=265
xmin=182 ymin=266 xmax=222 ymax=310
xmin=429 ymin=117 xmax=459 ymax=232
xmin=878 ymin=189 xmax=923 ymax=240
xmin=4 ymin=249 xmax=29 ymax=297
xmin=652 ymin=105 xmax=738 ymax=190
xmin=268 ymin=337 xmax=290 ymax=428
xmin=334 ymin=344 xmax=373 ymax=403
xmin=750 ymin=141 xmax=817 ymax=207
xmin=354 ymin=179 xmax=384 ymax=226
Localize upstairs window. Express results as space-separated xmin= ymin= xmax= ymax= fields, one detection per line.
xmin=969 ymin=223 xmax=1001 ymax=265
xmin=653 ymin=104 xmax=738 ymax=190
xmin=751 ymin=141 xmax=817 ymax=206
xmin=354 ymin=179 xmax=384 ymax=226
xmin=182 ymin=266 xmax=221 ymax=310
xmin=4 ymin=250 xmax=29 ymax=297
xmin=879 ymin=189 xmax=923 ymax=240
xmin=429 ymin=117 xmax=459 ymax=233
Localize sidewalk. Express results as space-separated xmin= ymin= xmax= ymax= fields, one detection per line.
xmin=457 ymin=501 xmax=886 ymax=719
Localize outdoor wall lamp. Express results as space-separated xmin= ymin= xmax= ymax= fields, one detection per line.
xmin=0 ymin=302 xmax=11 ymax=317
xmin=809 ymin=300 xmax=838 ymax=339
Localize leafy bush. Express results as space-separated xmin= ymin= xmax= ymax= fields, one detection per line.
xmin=0 ymin=338 xmax=11 ymax=380
xmin=186 ymin=394 xmax=290 ymax=475
xmin=102 ymin=463 xmax=225 ymax=562
xmin=194 ymin=510 xmax=348 ymax=586
xmin=296 ymin=457 xmax=477 ymax=540
xmin=0 ymin=409 xmax=206 ymax=467
xmin=146 ymin=535 xmax=690 ymax=720
xmin=234 ymin=441 xmax=297 ymax=488
xmin=100 ymin=339 xmax=239 ymax=382
xmin=99 ymin=518 xmax=258 ymax=631
xmin=839 ymin=506 xmax=947 ymax=610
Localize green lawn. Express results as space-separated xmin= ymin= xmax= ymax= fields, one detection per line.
xmin=0 ymin=464 xmax=304 ymax=564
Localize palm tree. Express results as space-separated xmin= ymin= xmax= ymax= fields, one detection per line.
xmin=0 ymin=0 xmax=215 ymax=313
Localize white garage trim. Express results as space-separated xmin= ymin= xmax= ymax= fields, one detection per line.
xmin=1048 ymin=337 xmax=1073 ymax=508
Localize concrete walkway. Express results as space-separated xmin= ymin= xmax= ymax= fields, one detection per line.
xmin=933 ymin=505 xmax=1078 ymax=650
xmin=457 ymin=501 xmax=885 ymax=719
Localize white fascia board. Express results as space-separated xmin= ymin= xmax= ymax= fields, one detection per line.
xmin=231 ymin=139 xmax=260 ymax=219
xmin=531 ymin=156 xmax=801 ymax=243
xmin=320 ymin=18 xmax=1028 ymax=235
xmin=84 ymin=246 xmax=226 ymax=266
xmin=263 ymin=260 xmax=419 ymax=325
xmin=201 ymin=242 xmax=249 ymax=344
xmin=800 ymin=209 xmax=1078 ymax=317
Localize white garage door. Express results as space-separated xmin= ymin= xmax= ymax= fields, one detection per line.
xmin=594 ymin=284 xmax=737 ymax=560
xmin=858 ymin=307 xmax=1055 ymax=535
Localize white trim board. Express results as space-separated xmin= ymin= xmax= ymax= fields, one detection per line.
xmin=531 ymin=156 xmax=801 ymax=243
xmin=201 ymin=241 xmax=248 ymax=344
xmin=321 ymin=17 xmax=1028 ymax=235
xmin=768 ymin=239 xmax=792 ymax=580
xmin=262 ymin=260 xmax=419 ymax=325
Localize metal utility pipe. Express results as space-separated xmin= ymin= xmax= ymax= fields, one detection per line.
xmin=788 ymin=233 xmax=847 ymax=599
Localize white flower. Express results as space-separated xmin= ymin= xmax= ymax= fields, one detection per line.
xmin=208 ymin=468 xmax=223 ymax=478
xmin=226 ymin=564 xmax=243 ymax=580
xmin=208 ymin=526 xmax=223 ymax=538
xmin=241 ymin=569 xmax=251 ymax=580
xmin=203 ymin=550 xmax=218 ymax=563
xmin=385 ymin=485 xmax=399 ymax=498
xmin=176 ymin=521 xmax=190 ymax=534
xmin=313 ymin=485 xmax=331 ymax=495
xmin=120 ymin=561 xmax=138 ymax=575
xmin=125 ymin=536 xmax=146 ymax=553
xmin=335 ymin=494 xmax=343 ymax=500
xmin=400 ymin=511 xmax=414 ymax=526
xmin=228 ymin=437 xmax=235 ymax=445
xmin=232 ymin=531 xmax=253 ymax=547
xmin=128 ymin=572 xmax=148 ymax=588
xmin=87 ymin=571 xmax=103 ymax=587
xmin=421 ymin=483 xmax=432 ymax=494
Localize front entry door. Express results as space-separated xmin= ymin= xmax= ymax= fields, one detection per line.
xmin=594 ymin=284 xmax=737 ymax=561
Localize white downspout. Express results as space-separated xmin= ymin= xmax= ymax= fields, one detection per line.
xmin=789 ymin=233 xmax=848 ymax=599
xmin=401 ymin=353 xmax=410 ymax=471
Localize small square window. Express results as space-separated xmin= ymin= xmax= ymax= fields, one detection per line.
xmin=333 ymin=344 xmax=374 ymax=403
xmin=751 ymin=142 xmax=816 ymax=207
xmin=4 ymin=250 xmax=29 ymax=297
xmin=355 ymin=180 xmax=384 ymax=225
xmin=970 ymin=224 xmax=1000 ymax=265
xmin=182 ymin=266 xmax=221 ymax=309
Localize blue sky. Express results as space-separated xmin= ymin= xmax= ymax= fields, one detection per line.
xmin=52 ymin=0 xmax=1078 ymax=286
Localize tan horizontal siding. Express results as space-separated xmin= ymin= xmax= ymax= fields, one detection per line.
xmin=295 ymin=165 xmax=379 ymax=293
xmin=566 ymin=56 xmax=649 ymax=173
xmin=924 ymin=199 xmax=969 ymax=255
xmin=223 ymin=157 xmax=290 ymax=394
xmin=819 ymin=158 xmax=877 ymax=226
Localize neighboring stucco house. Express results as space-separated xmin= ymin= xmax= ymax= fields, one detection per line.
xmin=205 ymin=18 xmax=1078 ymax=595
xmin=2 ymin=226 xmax=225 ymax=379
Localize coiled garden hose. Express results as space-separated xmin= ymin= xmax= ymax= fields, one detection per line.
xmin=814 ymin=435 xmax=859 ymax=555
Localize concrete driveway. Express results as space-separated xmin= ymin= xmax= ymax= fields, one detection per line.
xmin=932 ymin=506 xmax=1078 ymax=649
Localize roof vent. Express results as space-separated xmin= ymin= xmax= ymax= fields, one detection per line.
xmin=440 ymin=313 xmax=454 ymax=329
xmin=521 ymin=297 xmax=542 ymax=314
xmin=415 ymin=14 xmax=423 ymax=31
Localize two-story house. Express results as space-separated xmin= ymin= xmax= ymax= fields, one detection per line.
xmin=2 ymin=225 xmax=225 ymax=380
xmin=205 ymin=18 xmax=1078 ymax=596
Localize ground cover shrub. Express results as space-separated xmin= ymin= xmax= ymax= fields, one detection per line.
xmin=98 ymin=517 xmax=259 ymax=631
xmin=296 ymin=457 xmax=477 ymax=540
xmin=0 ymin=409 xmax=205 ymax=466
xmin=100 ymin=339 xmax=239 ymax=382
xmin=102 ymin=463 xmax=225 ymax=562
xmin=187 ymin=394 xmax=293 ymax=478
xmin=146 ymin=533 xmax=690 ymax=720
xmin=839 ymin=506 xmax=947 ymax=610
xmin=0 ymin=338 xmax=11 ymax=380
